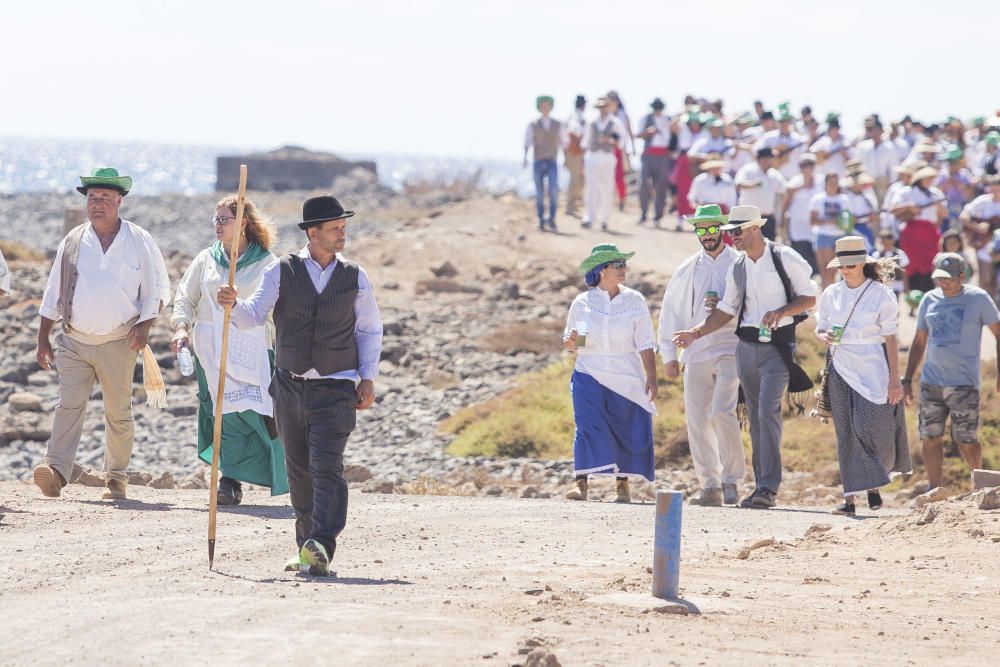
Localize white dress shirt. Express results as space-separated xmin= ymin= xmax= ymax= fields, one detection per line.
xmin=689 ymin=134 xmax=733 ymax=157
xmin=688 ymin=172 xmax=737 ymax=210
xmin=40 ymin=220 xmax=170 ymax=337
xmin=717 ymin=241 xmax=818 ymax=328
xmin=809 ymin=135 xmax=849 ymax=177
xmin=735 ymin=163 xmax=786 ymax=215
xmin=231 ymin=246 xmax=383 ymax=382
xmin=816 ymin=279 xmax=898 ymax=404
xmin=565 ymin=285 xmax=656 ymax=413
xmin=638 ymin=113 xmax=672 ymax=150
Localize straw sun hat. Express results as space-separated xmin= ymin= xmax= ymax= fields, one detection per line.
xmin=826 ymin=236 xmax=876 ymax=269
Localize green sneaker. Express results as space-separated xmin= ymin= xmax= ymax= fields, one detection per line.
xmin=299 ymin=539 xmax=330 ymax=577
xmin=284 ymin=553 xmax=302 ymax=573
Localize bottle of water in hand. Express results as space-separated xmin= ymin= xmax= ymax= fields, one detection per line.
xmin=177 ymin=346 xmax=195 ymax=376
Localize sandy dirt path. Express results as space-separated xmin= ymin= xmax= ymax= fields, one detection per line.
xmin=2 ymin=482 xmax=997 ymax=666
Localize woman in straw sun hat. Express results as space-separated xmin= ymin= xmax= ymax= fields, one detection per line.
xmin=563 ymin=244 xmax=658 ymax=503
xmin=816 ymin=236 xmax=910 ymax=516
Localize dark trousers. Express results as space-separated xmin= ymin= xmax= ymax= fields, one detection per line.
xmin=761 ymin=214 xmax=777 ymax=241
xmin=639 ymin=153 xmax=670 ymax=220
xmin=271 ymin=370 xmax=356 ymax=558
xmin=790 ymin=239 xmax=819 ymax=276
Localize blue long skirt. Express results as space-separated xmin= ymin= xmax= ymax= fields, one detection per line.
xmin=570 ymin=370 xmax=655 ymax=481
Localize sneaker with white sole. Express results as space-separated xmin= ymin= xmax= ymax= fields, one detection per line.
xmin=299 ymin=539 xmax=330 ymax=577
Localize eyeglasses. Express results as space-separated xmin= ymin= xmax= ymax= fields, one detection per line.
xmin=607 ymin=260 xmax=628 ymax=269
xmin=695 ymin=225 xmax=721 ymax=237
xmin=729 ymin=226 xmax=746 ymax=237
xmin=212 ymin=215 xmax=236 ymax=226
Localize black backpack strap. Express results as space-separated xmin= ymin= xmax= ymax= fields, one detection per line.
xmin=771 ymin=244 xmax=808 ymax=325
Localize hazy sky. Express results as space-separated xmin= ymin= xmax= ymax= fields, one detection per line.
xmin=2 ymin=1 xmax=995 ymax=160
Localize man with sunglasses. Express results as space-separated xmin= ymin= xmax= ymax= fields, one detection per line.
xmin=33 ymin=168 xmax=170 ymax=501
xmin=672 ymin=205 xmax=817 ymax=509
xmin=658 ymin=204 xmax=744 ymax=506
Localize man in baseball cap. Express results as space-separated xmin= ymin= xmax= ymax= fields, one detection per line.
xmin=903 ymin=251 xmax=1000 ymax=502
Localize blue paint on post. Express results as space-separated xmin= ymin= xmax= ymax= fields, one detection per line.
xmin=652 ymin=490 xmax=683 ymax=600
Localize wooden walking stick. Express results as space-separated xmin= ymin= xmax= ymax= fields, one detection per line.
xmin=208 ymin=164 xmax=248 ymax=569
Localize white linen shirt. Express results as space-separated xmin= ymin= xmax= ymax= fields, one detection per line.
xmin=735 ymin=163 xmax=786 ymax=215
xmin=717 ymin=241 xmax=818 ymax=328
xmin=754 ymin=130 xmax=806 ymax=179
xmin=40 ymin=220 xmax=170 ymax=336
xmin=231 ymin=246 xmax=383 ymax=382
xmin=809 ymin=135 xmax=849 ymax=177
xmin=688 ymin=172 xmax=737 ymax=210
xmin=565 ymin=285 xmax=656 ymax=413
xmin=638 ymin=113 xmax=672 ymax=150
xmin=816 ymin=279 xmax=899 ymax=404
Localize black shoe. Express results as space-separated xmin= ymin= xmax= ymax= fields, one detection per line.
xmin=547 ymin=219 xmax=557 ymax=231
xmin=218 ymin=476 xmax=243 ymax=506
xmin=867 ymin=490 xmax=882 ymax=510
xmin=600 ymin=222 xmax=608 ymax=231
xmin=832 ymin=502 xmax=856 ymax=516
xmin=638 ymin=215 xmax=647 ymax=225
xmin=739 ymin=491 xmax=758 ymax=508
xmin=581 ymin=220 xmax=592 ymax=229
xmin=751 ymin=489 xmax=776 ymax=509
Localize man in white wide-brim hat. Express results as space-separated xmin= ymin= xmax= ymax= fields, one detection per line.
xmin=672 ymin=205 xmax=817 ymax=509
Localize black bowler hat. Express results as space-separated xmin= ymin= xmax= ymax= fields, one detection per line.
xmin=575 ymin=94 xmax=586 ymax=108
xmin=650 ymin=98 xmax=665 ymax=110
xmin=299 ymin=195 xmax=355 ymax=230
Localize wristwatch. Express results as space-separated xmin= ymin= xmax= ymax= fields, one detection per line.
xmin=900 ymin=377 xmax=912 ymax=384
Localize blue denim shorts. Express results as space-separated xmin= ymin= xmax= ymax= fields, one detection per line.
xmin=815 ymin=232 xmax=842 ymax=250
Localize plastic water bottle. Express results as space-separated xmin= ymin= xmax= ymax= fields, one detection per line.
xmin=177 ymin=346 xmax=195 ymax=376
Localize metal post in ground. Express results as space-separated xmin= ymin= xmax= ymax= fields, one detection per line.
xmin=652 ymin=489 xmax=683 ymax=599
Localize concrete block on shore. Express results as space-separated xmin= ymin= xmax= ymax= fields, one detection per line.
xmin=971 ymin=469 xmax=1000 ymax=490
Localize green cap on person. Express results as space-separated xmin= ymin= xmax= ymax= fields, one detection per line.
xmin=536 ymin=95 xmax=554 ymax=111
xmin=987 ymin=131 xmax=1000 ymax=147
xmin=687 ymin=204 xmax=727 ymax=226
xmin=579 ymin=243 xmax=635 ymax=274
xmin=777 ymin=102 xmax=794 ymax=121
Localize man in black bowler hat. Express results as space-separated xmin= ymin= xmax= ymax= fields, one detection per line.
xmin=218 ymin=194 xmax=383 ymax=576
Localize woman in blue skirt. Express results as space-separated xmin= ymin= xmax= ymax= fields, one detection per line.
xmin=563 ymin=243 xmax=658 ymax=503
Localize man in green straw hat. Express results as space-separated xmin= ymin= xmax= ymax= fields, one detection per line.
xmin=658 ymin=204 xmax=744 ymax=506
xmin=33 ymin=168 xmax=170 ymax=501
xmin=524 ymin=95 xmax=562 ymax=232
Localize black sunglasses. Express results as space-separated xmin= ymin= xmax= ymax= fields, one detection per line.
xmin=695 ymin=225 xmax=721 ymax=237
xmin=606 ymin=260 xmax=628 ymax=269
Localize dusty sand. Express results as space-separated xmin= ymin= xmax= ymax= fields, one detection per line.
xmin=2 ymin=481 xmax=998 ymax=666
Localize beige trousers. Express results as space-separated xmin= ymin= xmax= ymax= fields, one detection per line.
xmin=565 ymin=152 xmax=584 ymax=214
xmin=44 ymin=334 xmax=138 ymax=484
xmin=683 ymin=355 xmax=746 ymax=488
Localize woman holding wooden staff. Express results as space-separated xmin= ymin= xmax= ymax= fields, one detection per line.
xmin=171 ymin=195 xmax=287 ymax=505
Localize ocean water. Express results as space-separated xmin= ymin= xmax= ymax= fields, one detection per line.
xmin=0 ymin=135 xmax=535 ymax=197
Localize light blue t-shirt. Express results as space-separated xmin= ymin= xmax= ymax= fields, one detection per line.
xmin=917 ymin=286 xmax=1000 ymax=388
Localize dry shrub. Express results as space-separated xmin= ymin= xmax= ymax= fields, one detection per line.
xmin=0 ymin=240 xmax=45 ymax=261
xmin=478 ymin=319 xmax=565 ymax=355
xmin=397 ymin=476 xmax=463 ymax=496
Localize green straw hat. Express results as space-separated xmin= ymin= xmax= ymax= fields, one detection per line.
xmin=77 ymin=167 xmax=132 ymax=196
xmin=687 ymin=204 xmax=727 ymax=225
xmin=986 ymin=131 xmax=1000 ymax=147
xmin=536 ymin=95 xmax=554 ymax=111
xmin=579 ymin=243 xmax=635 ymax=274
xmin=943 ymin=145 xmax=964 ymax=162
xmin=777 ymin=101 xmax=794 ymax=122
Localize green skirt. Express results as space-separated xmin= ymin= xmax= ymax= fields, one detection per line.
xmin=194 ymin=353 xmax=289 ymax=496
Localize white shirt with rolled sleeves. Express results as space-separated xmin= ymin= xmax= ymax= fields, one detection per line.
xmin=565 ymin=285 xmax=656 ymax=414
xmin=229 ymin=246 xmax=383 ymax=382
xmin=809 ymin=135 xmax=849 ymax=177
xmin=716 ymin=241 xmax=818 ymax=328
xmin=816 ymin=279 xmax=898 ymax=404
xmin=753 ymin=130 xmax=806 ymax=179
xmin=784 ymin=173 xmax=824 ymax=242
xmin=735 ymin=163 xmax=786 ymax=215
xmin=39 ymin=220 xmax=170 ymax=335
xmin=658 ymin=247 xmax=739 ymax=366
xmin=688 ymin=172 xmax=737 ymax=210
